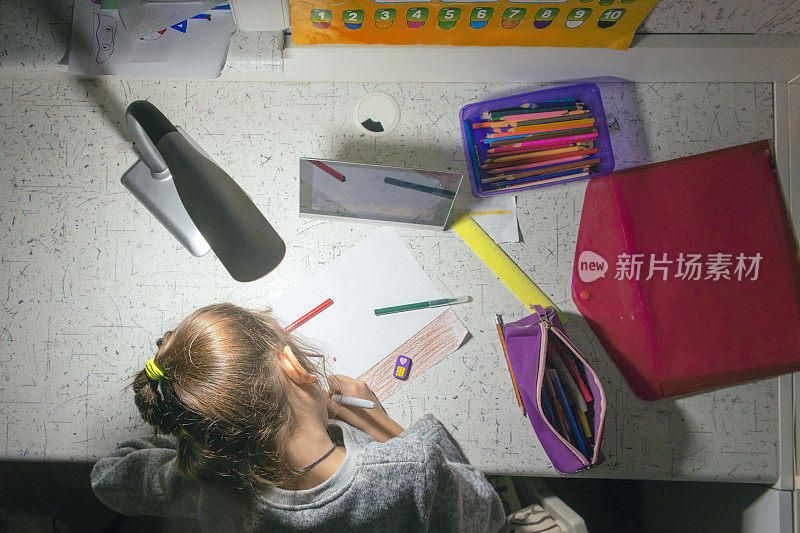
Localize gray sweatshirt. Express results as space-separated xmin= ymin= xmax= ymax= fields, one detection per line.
xmin=91 ymin=414 xmax=505 ymax=532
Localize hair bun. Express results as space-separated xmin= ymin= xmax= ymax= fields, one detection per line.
xmin=156 ymin=330 xmax=174 ymax=349
xmin=132 ymin=369 xmax=180 ymax=434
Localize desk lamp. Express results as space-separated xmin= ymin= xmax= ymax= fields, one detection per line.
xmin=121 ymin=100 xmax=285 ymax=282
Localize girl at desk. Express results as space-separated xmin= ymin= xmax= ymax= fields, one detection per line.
xmin=91 ymin=303 xmax=504 ymax=532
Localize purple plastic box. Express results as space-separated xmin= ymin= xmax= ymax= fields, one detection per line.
xmin=459 ymin=83 xmax=615 ymax=197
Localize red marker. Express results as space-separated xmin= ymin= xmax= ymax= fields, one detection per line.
xmin=285 ymin=298 xmax=334 ymax=332
xmin=310 ymin=160 xmax=346 ymax=182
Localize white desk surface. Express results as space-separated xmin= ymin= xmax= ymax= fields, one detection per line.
xmin=0 ymin=79 xmax=781 ymax=483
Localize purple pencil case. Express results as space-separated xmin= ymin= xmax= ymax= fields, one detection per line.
xmin=504 ymin=305 xmax=606 ymax=474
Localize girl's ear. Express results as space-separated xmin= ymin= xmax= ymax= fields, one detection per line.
xmin=279 ymin=346 xmax=318 ymax=385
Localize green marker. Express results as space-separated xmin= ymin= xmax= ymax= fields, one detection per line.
xmin=375 ymin=296 xmax=472 ymax=316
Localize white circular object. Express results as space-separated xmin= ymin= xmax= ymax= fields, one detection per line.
xmin=354 ymin=92 xmax=400 ymax=136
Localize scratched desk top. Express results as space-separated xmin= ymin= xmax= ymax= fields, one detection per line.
xmin=0 ymin=80 xmax=779 ymax=482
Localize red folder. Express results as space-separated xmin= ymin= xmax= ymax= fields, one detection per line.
xmin=571 ymin=141 xmax=800 ymax=400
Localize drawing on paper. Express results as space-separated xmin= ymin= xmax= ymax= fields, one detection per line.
xmin=93 ymin=13 xmax=116 ymax=63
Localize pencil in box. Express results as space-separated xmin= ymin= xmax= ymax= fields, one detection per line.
xmin=543 ymin=370 xmax=572 ymax=443
xmin=494 ymin=111 xmax=593 ymax=130
xmin=473 ymin=109 xmax=586 ymax=129
xmin=487 ymin=142 xmax=596 ymax=162
xmin=486 ymin=119 xmax=596 ymax=140
xmin=487 ymin=134 xmax=599 ymax=156
xmin=487 ymin=129 xmax=598 ymax=147
xmin=488 ymin=171 xmax=590 ymax=192
xmin=483 ymin=158 xmax=600 ymax=183
xmin=484 ymin=144 xmax=594 ymax=165
xmin=487 ymin=128 xmax=598 ymax=148
xmin=485 ymin=155 xmax=591 ymax=179
xmin=482 ymin=147 xmax=593 ymax=170
xmin=482 ymin=102 xmax=584 ymax=121
xmin=548 ymin=341 xmax=594 ymax=441
xmin=564 ymin=353 xmax=593 ymax=403
xmin=485 ymin=167 xmax=592 ymax=190
xmin=549 ymin=369 xmax=588 ymax=456
xmin=459 ymin=84 xmax=614 ymax=195
xmin=487 ymin=149 xmax=598 ymax=175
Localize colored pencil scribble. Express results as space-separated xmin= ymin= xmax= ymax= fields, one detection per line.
xmin=358 ymin=309 xmax=467 ymax=400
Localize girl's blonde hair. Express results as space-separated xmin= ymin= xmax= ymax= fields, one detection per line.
xmin=132 ymin=303 xmax=325 ymax=493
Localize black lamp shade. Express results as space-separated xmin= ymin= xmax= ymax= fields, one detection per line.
xmin=126 ymin=100 xmax=285 ymax=282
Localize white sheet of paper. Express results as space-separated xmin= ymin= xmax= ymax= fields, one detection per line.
xmin=272 ymin=227 xmax=445 ymax=378
xmin=460 ymin=195 xmax=520 ymax=243
xmin=68 ymin=0 xmax=232 ymax=79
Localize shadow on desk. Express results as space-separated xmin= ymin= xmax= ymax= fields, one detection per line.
xmin=0 ymin=460 xmax=199 ymax=533
xmin=561 ymin=312 xmax=694 ymax=476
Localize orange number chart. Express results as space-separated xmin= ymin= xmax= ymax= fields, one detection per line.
xmin=291 ymin=0 xmax=658 ymax=49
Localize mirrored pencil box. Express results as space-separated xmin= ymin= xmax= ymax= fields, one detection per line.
xmin=298 ymin=158 xmax=463 ymax=230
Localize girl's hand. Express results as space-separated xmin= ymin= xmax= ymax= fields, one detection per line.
xmin=326 ymin=375 xmax=404 ymax=443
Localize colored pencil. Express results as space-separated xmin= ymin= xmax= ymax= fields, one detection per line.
xmin=549 ymin=351 xmax=588 ymax=413
xmin=488 ymin=140 xmax=593 ymax=159
xmin=486 ymin=155 xmax=590 ymax=178
xmin=484 ymin=103 xmax=582 ymax=120
xmin=473 ymin=109 xmax=580 ymax=128
xmin=549 ymin=369 xmax=588 ymax=456
xmin=485 ymin=167 xmax=588 ymax=189
xmin=496 ymin=315 xmax=525 ymax=416
xmin=481 ymin=103 xmax=531 ymax=120
xmin=543 ymin=370 xmax=571 ymax=441
xmin=484 ymin=158 xmax=600 ymax=183
xmin=310 ymin=160 xmax=345 ymax=183
xmin=487 ymin=127 xmax=598 ymax=147
xmin=563 ymin=352 xmax=594 ymax=403
xmin=482 ymin=146 xmax=588 ymax=169
xmin=486 ymin=119 xmax=595 ymax=139
xmin=508 ymin=117 xmax=595 ymax=134
xmin=487 ymin=149 xmax=598 ymax=175
xmin=493 ymin=112 xmax=593 ymax=130
xmin=480 ymin=100 xmax=581 ymax=119
xmin=285 ymin=298 xmax=334 ymax=332
xmin=488 ymin=133 xmax=598 ymax=154
xmin=484 ymin=144 xmax=592 ymax=165
xmin=578 ymin=411 xmax=592 ymax=438
xmin=490 ymin=171 xmax=590 ymax=191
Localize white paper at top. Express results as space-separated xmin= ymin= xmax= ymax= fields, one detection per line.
xmin=272 ymin=227 xmax=445 ymax=378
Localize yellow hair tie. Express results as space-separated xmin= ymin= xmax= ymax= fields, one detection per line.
xmin=144 ymin=358 xmax=166 ymax=381
xmin=172 ymin=427 xmax=190 ymax=440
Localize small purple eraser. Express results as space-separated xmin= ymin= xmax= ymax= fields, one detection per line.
xmin=393 ymin=355 xmax=412 ymax=380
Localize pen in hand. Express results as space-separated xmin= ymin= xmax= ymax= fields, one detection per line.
xmin=331 ymin=394 xmax=376 ymax=409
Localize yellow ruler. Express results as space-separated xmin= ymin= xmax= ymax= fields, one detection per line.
xmin=452 ymin=214 xmax=563 ymax=321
